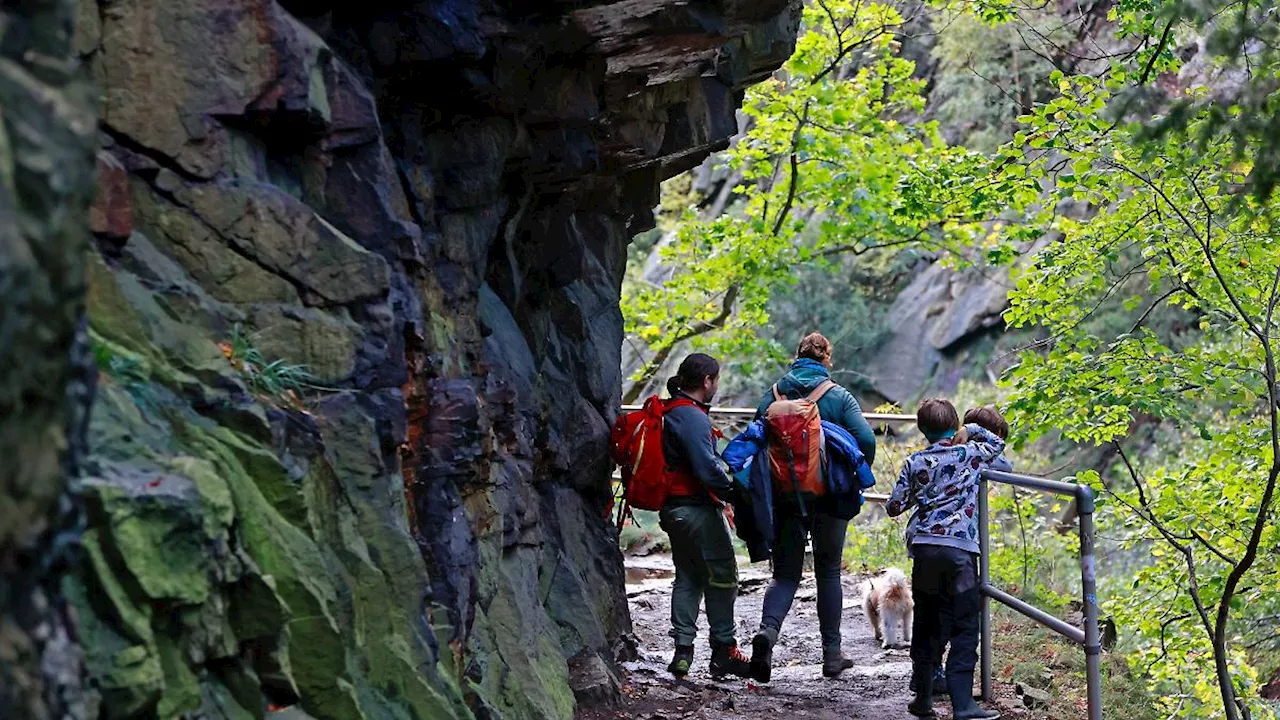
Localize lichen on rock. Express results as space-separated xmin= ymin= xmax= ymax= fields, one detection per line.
xmin=43 ymin=1 xmax=806 ymax=718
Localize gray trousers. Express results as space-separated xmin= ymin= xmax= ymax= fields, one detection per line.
xmin=760 ymin=510 xmax=849 ymax=652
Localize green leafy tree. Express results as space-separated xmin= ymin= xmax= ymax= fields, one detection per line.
xmin=621 ymin=0 xmax=1033 ymax=402
xmin=930 ymin=7 xmax=1072 ymax=151
xmin=1000 ymin=66 xmax=1280 ymax=720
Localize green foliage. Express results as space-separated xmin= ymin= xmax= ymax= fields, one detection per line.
xmin=1114 ymin=0 xmax=1280 ymax=199
xmin=220 ymin=325 xmax=321 ymax=408
xmin=92 ymin=332 xmax=162 ymax=412
xmin=621 ymin=0 xmax=1032 ymax=399
xmin=930 ymin=8 xmax=1070 ymax=152
xmin=984 ymin=45 xmax=1280 ymax=718
xmin=843 ymin=509 xmax=910 ymax=573
xmin=990 ymin=609 xmax=1163 ymax=720
xmin=93 ymin=334 xmax=149 ymax=387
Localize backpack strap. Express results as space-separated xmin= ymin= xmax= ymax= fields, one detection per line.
xmin=664 ymin=396 xmax=702 ymax=413
xmin=806 ymin=380 xmax=837 ymax=403
xmin=771 ymin=383 xmax=783 ymax=402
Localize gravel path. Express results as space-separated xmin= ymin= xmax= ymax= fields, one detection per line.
xmin=579 ymin=555 xmax=1029 ymax=720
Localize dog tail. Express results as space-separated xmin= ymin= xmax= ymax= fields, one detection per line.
xmin=882 ymin=572 xmax=909 ymax=603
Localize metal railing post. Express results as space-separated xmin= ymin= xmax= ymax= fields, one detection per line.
xmin=1077 ymin=486 xmax=1103 ymax=720
xmin=979 ymin=473 xmax=992 ymax=701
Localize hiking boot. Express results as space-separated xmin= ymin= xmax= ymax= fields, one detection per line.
xmin=709 ymin=642 xmax=752 ymax=680
xmin=750 ymin=626 xmax=778 ymax=683
xmin=910 ymin=665 xmax=948 ymax=695
xmin=908 ymin=662 xmax=937 ymax=718
xmin=821 ymin=648 xmax=854 ymax=678
xmin=947 ymin=671 xmax=1001 ymax=719
xmin=667 ymin=645 xmax=694 ymax=678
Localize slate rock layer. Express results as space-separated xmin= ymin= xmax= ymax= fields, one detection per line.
xmin=49 ymin=1 xmax=803 ymax=719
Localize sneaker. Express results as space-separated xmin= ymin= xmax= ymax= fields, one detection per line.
xmin=709 ymin=643 xmax=752 ymax=679
xmin=667 ymin=645 xmax=694 ymax=678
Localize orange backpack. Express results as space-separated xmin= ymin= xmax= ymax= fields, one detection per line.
xmin=609 ymin=396 xmax=697 ymax=513
xmin=765 ymin=380 xmax=836 ymax=506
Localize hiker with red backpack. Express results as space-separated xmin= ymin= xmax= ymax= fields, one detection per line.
xmin=748 ymin=332 xmax=877 ymax=681
xmin=610 ymin=353 xmax=751 ymax=680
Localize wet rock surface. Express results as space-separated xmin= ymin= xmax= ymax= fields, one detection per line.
xmin=63 ymin=1 xmax=803 ymax=719
xmin=597 ymin=559 xmax=915 ymax=720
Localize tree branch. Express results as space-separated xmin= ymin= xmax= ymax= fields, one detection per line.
xmin=1128 ymin=287 xmax=1180 ymax=334
xmin=1138 ymin=18 xmax=1176 ymax=85
xmin=771 ymin=101 xmax=810 ymax=236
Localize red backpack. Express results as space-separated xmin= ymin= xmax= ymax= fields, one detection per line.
xmin=765 ymin=380 xmax=835 ymax=504
xmin=609 ymin=396 xmax=708 ymax=514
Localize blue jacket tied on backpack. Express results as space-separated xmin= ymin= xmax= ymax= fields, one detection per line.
xmin=722 ymin=419 xmax=876 ymax=561
xmin=721 ymin=420 xmax=773 ymax=562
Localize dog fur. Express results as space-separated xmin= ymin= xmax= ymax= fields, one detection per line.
xmin=862 ymin=567 xmax=914 ymax=650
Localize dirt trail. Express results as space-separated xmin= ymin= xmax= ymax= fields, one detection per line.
xmin=581 ymin=555 xmax=1028 ymax=720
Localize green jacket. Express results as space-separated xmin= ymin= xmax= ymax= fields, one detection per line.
xmin=754 ymin=358 xmax=877 ymax=465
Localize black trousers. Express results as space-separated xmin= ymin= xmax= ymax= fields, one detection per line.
xmin=910 ymin=544 xmax=981 ymax=675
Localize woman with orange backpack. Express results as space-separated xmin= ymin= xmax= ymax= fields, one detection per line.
xmin=748 ymin=332 xmax=877 ymax=682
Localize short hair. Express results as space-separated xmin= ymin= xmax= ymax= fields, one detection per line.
xmin=964 ymin=406 xmax=1009 ymax=440
xmin=917 ymin=397 xmax=959 ymax=439
xmin=796 ymin=332 xmax=833 ymax=363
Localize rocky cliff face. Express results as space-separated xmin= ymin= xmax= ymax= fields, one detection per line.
xmin=0 ymin=2 xmax=98 ymax=718
xmin=857 ymin=260 xmax=1012 ymax=406
xmin=63 ymin=1 xmax=799 ymax=719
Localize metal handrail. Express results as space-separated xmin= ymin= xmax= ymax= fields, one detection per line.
xmin=619 ymin=404 xmax=917 ymax=423
xmin=978 ymin=470 xmax=1102 ymax=720
xmin=857 ymin=473 xmax=1102 ymax=720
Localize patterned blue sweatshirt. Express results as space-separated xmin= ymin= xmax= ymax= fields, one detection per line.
xmin=886 ymin=424 xmax=1007 ymax=555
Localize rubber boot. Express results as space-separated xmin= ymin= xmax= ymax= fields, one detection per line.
xmin=667 ymin=645 xmax=694 ymax=678
xmin=947 ymin=671 xmax=1001 ymax=719
xmin=708 ymin=642 xmax=752 ymax=680
xmin=907 ymin=662 xmax=937 ymax=718
xmin=750 ymin=626 xmax=777 ymax=683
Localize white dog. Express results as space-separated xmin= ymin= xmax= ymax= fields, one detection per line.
xmin=862 ymin=567 xmax=914 ymax=650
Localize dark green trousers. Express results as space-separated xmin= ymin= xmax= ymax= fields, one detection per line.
xmin=659 ymin=503 xmax=738 ymax=647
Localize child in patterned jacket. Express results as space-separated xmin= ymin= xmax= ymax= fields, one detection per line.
xmin=906 ymin=406 xmax=1015 ymax=699
xmin=887 ymin=398 xmax=1005 ymax=720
